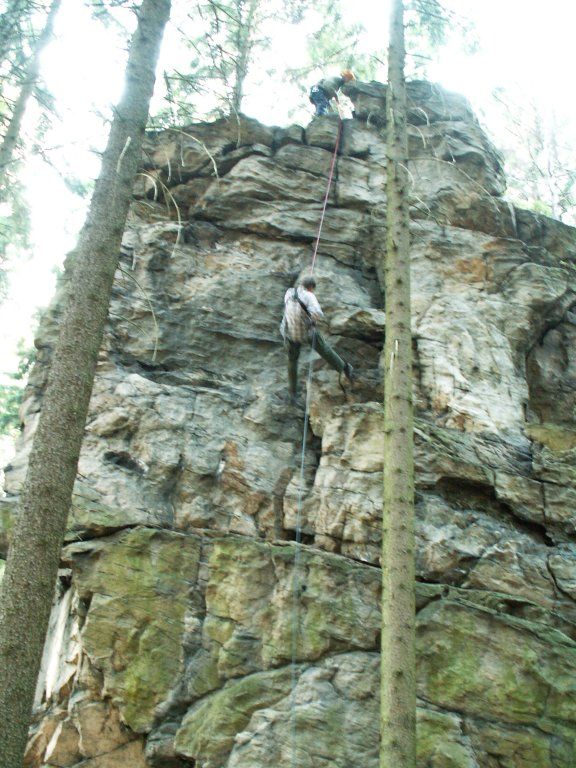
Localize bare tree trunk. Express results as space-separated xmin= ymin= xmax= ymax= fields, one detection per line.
xmin=380 ymin=0 xmax=416 ymax=766
xmin=0 ymin=0 xmax=61 ymax=190
xmin=231 ymin=0 xmax=258 ymax=114
xmin=0 ymin=1 xmax=171 ymax=765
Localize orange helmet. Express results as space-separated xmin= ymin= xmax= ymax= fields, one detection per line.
xmin=341 ymin=70 xmax=355 ymax=82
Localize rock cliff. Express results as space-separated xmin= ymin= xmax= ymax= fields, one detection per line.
xmin=2 ymin=79 xmax=576 ymax=767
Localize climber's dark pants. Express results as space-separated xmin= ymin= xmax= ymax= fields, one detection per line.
xmin=287 ymin=331 xmax=346 ymax=396
xmin=309 ymin=85 xmax=331 ymax=116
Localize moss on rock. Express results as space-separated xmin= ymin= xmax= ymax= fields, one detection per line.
xmin=418 ymin=600 xmax=576 ymax=737
xmin=174 ymin=667 xmax=292 ymax=766
xmin=205 ymin=538 xmax=379 ymax=675
xmin=526 ymin=423 xmax=576 ymax=452
xmin=74 ymin=528 xmax=201 ymax=732
xmin=417 ymin=709 xmax=476 ymax=768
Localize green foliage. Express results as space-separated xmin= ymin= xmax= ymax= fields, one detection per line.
xmin=0 ymin=179 xmax=29 ymax=250
xmin=530 ymin=199 xmax=555 ymax=218
xmin=150 ymin=69 xmax=206 ymax=128
xmin=0 ymin=1 xmax=57 ymax=91
xmin=0 ymin=177 xmax=29 ymax=300
xmin=62 ymin=174 xmax=93 ymax=199
xmin=408 ymin=0 xmax=448 ymax=48
xmin=152 ymin=0 xmax=479 ymax=126
xmin=0 ymin=340 xmax=35 ymax=435
xmin=405 ymin=0 xmax=478 ymax=79
xmin=13 ymin=340 xmax=34 ymax=380
xmin=0 ymin=384 xmax=22 ymax=433
xmin=0 ymin=0 xmax=60 ymax=295
xmin=155 ymin=0 xmax=317 ymax=123
xmin=155 ymin=0 xmax=265 ymax=119
xmin=89 ymin=0 xmax=138 ymax=28
xmin=194 ymin=0 xmax=272 ymax=115
xmin=491 ymin=88 xmax=576 ymax=224
xmin=305 ymin=0 xmax=379 ymax=81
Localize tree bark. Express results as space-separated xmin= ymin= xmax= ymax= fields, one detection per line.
xmin=0 ymin=0 xmax=61 ymax=191
xmin=380 ymin=0 xmax=416 ymax=766
xmin=0 ymin=1 xmax=171 ymax=765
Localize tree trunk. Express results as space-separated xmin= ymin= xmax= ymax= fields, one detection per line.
xmin=0 ymin=1 xmax=171 ymax=765
xmin=0 ymin=0 xmax=61 ymax=191
xmin=380 ymin=0 xmax=416 ymax=766
xmin=231 ymin=0 xmax=259 ymax=114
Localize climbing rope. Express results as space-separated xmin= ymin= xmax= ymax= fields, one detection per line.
xmin=289 ymin=331 xmax=316 ymax=768
xmin=310 ymin=117 xmax=344 ymax=275
xmin=289 ymin=115 xmax=343 ymax=767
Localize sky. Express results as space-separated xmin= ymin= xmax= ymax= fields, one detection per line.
xmin=1 ymin=0 xmax=575 ymax=381
xmin=428 ymin=0 xmax=576 ymax=122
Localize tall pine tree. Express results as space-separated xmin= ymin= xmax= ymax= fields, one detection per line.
xmin=381 ymin=0 xmax=416 ymax=766
xmin=0 ymin=0 xmax=60 ymax=300
xmin=0 ymin=0 xmax=61 ymax=188
xmin=158 ymin=0 xmax=310 ymax=122
xmin=0 ymin=1 xmax=171 ymax=764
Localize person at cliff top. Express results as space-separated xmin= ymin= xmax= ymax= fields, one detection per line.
xmin=309 ymin=70 xmax=355 ymax=116
xmin=280 ymin=275 xmax=354 ymax=404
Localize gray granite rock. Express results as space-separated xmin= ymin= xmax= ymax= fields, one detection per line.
xmin=4 ymin=79 xmax=576 ymax=767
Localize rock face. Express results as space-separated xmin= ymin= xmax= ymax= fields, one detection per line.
xmin=2 ymin=79 xmax=576 ymax=767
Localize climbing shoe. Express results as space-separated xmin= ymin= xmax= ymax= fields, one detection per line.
xmin=343 ymin=362 xmax=355 ymax=383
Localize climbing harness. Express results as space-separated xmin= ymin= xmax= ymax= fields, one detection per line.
xmin=289 ymin=115 xmax=343 ymax=768
xmin=293 ymin=287 xmax=315 ymax=331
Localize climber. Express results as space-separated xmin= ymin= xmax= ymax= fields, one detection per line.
xmin=280 ymin=276 xmax=354 ymax=405
xmin=309 ymin=70 xmax=355 ymax=116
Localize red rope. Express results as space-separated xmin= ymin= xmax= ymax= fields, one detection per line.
xmin=310 ymin=117 xmax=343 ymax=274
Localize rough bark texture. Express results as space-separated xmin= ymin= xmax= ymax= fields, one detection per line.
xmin=381 ymin=1 xmax=416 ymax=766
xmin=0 ymin=1 xmax=171 ymax=765
xmin=0 ymin=0 xmax=61 ymax=189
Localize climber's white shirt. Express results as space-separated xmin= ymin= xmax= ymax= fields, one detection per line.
xmin=280 ymin=286 xmax=324 ymax=343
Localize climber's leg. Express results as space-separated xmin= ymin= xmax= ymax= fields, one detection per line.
xmin=309 ymin=86 xmax=330 ymax=116
xmin=287 ymin=340 xmax=301 ymax=397
xmin=312 ymin=331 xmax=346 ymax=373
